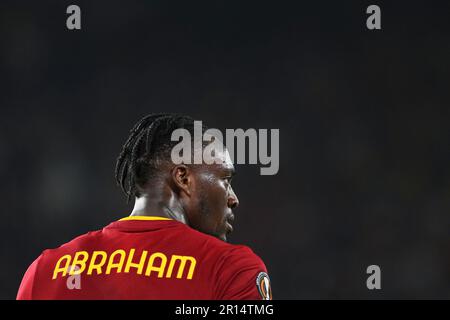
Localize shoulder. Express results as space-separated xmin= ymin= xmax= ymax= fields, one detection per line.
xmin=179 ymin=226 xmax=270 ymax=299
xmin=38 ymin=229 xmax=104 ymax=262
xmin=212 ymin=244 xmax=270 ymax=300
xmin=179 ymin=224 xmax=265 ymax=264
xmin=51 ymin=229 xmax=103 ymax=250
xmin=214 ymin=243 xmax=267 ymax=278
xmin=21 ymin=229 xmax=102 ymax=272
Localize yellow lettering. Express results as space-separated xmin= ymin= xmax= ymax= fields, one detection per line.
xmin=87 ymin=251 xmax=107 ymax=275
xmin=52 ymin=254 xmax=72 ymax=279
xmin=70 ymin=251 xmax=89 ymax=275
xmin=52 ymin=250 xmax=197 ymax=280
xmin=166 ymin=255 xmax=196 ymax=279
xmin=124 ymin=249 xmax=148 ymax=274
xmin=145 ymin=252 xmax=167 ymax=277
xmin=106 ymin=249 xmax=126 ymax=274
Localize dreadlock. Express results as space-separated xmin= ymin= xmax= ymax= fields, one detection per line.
xmin=115 ymin=113 xmax=207 ymax=202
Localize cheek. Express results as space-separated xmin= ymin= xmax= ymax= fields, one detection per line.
xmin=199 ymin=181 xmax=228 ymax=221
xmin=210 ymin=184 xmax=229 ymax=208
xmin=199 ymin=175 xmax=227 ymax=200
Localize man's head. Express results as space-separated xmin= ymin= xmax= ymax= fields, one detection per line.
xmin=115 ymin=113 xmax=239 ymax=241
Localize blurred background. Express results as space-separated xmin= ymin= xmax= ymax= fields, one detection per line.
xmin=1 ymin=0 xmax=449 ymax=299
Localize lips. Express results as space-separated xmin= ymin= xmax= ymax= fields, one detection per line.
xmin=226 ymin=215 xmax=235 ymax=233
xmin=226 ymin=222 xmax=234 ymax=233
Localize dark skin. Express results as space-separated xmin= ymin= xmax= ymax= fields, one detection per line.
xmin=129 ymin=149 xmax=239 ymax=242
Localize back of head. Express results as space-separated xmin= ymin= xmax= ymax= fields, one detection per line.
xmin=114 ymin=113 xmax=208 ymax=202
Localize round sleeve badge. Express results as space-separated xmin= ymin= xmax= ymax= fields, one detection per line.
xmin=256 ymin=272 xmax=272 ymax=300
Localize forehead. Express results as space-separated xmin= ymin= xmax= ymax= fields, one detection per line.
xmin=205 ymin=148 xmax=235 ymax=173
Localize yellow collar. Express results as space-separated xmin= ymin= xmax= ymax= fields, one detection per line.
xmin=119 ymin=216 xmax=172 ymax=221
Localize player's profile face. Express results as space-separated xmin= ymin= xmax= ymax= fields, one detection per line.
xmin=187 ymin=149 xmax=238 ymax=242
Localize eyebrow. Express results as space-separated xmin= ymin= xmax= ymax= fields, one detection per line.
xmin=220 ymin=164 xmax=235 ymax=176
xmin=228 ymin=167 xmax=236 ymax=176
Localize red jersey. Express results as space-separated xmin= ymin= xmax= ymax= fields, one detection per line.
xmin=17 ymin=216 xmax=272 ymax=300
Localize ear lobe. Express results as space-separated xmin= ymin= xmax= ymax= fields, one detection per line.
xmin=171 ymin=165 xmax=191 ymax=196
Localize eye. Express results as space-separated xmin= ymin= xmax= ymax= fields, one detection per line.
xmin=224 ymin=177 xmax=233 ymax=184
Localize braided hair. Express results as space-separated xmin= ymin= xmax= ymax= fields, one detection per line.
xmin=115 ymin=113 xmax=207 ymax=202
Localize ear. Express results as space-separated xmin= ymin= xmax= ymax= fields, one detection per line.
xmin=171 ymin=165 xmax=192 ymax=196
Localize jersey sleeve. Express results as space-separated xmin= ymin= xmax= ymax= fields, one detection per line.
xmin=17 ymin=254 xmax=43 ymax=300
xmin=213 ymin=246 xmax=272 ymax=300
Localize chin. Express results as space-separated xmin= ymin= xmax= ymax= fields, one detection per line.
xmin=217 ymin=233 xmax=227 ymax=242
xmin=217 ymin=232 xmax=229 ymax=242
xmin=203 ymin=229 xmax=227 ymax=242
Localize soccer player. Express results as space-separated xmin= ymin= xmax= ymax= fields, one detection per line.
xmin=17 ymin=114 xmax=272 ymax=300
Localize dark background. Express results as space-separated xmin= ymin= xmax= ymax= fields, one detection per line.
xmin=1 ymin=0 xmax=449 ymax=299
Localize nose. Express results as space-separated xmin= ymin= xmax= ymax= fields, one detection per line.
xmin=228 ymin=187 xmax=239 ymax=209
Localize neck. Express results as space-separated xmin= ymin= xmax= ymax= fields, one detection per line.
xmin=129 ymin=185 xmax=188 ymax=225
